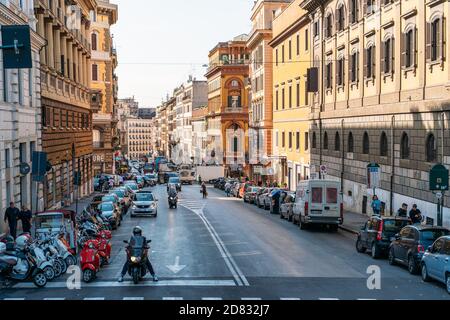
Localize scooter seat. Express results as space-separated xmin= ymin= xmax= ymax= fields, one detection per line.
xmin=0 ymin=255 xmax=18 ymax=266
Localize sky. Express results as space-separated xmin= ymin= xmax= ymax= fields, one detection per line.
xmin=111 ymin=0 xmax=255 ymax=108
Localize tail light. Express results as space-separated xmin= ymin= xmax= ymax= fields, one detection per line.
xmin=340 ymin=203 xmax=344 ymax=223
xmin=376 ymin=220 xmax=384 ymax=241
xmin=417 ymin=245 xmax=425 ymax=253
xmin=304 ymin=202 xmax=309 ymax=216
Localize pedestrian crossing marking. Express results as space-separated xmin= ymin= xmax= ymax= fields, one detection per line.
xmin=202 ymin=297 xmax=223 ymax=300
xmin=163 ymin=297 xmax=184 ymax=300
xmin=43 ymin=298 xmax=66 ymax=300
xmin=123 ymin=297 xmax=144 ymax=300
xmin=280 ymin=298 xmax=301 ymax=300
xmin=241 ymin=297 xmax=262 ymax=300
xmin=84 ymin=297 xmax=105 ymax=300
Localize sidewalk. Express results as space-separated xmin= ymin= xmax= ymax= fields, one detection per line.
xmin=63 ymin=194 xmax=96 ymax=215
xmin=339 ymin=211 xmax=369 ymax=235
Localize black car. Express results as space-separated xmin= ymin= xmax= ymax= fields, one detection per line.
xmin=388 ymin=225 xmax=450 ymax=274
xmin=356 ymin=216 xmax=411 ymax=259
xmin=163 ymin=172 xmax=179 ymax=184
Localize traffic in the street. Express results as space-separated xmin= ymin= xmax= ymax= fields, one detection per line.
xmin=1 ymin=158 xmax=450 ymax=301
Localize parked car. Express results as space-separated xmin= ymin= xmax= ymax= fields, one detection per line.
xmin=254 ymin=188 xmax=268 ymax=207
xmin=130 ymin=191 xmax=158 ymax=217
xmin=389 ymin=225 xmax=450 ymax=274
xmin=421 ymin=236 xmax=450 ymax=294
xmin=291 ymin=180 xmax=343 ymax=231
xmin=243 ymin=187 xmax=261 ymax=204
xmin=110 ymin=189 xmax=130 ymax=212
xmin=214 ymin=178 xmax=225 ymax=189
xmin=356 ymin=216 xmax=411 ymax=259
xmin=280 ymin=192 xmax=296 ymax=221
xmin=98 ymin=202 xmax=121 ymax=230
xmin=167 ymin=176 xmax=182 ymax=192
xmin=124 ymin=181 xmax=139 ymax=194
xmin=259 ymin=188 xmax=273 ymax=210
xmin=239 ymin=182 xmax=253 ymax=199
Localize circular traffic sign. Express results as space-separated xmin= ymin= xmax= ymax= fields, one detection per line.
xmin=20 ymin=163 xmax=30 ymax=175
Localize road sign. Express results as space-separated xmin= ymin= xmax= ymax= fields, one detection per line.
xmin=429 ymin=164 xmax=449 ymax=191
xmin=436 ymin=192 xmax=443 ymax=200
xmin=320 ymin=165 xmax=327 ymax=174
xmin=20 ymin=163 xmax=30 ymax=175
xmin=1 ymin=25 xmax=32 ymax=69
xmin=367 ymin=163 xmax=381 ymax=189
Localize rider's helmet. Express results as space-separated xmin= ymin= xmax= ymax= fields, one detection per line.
xmin=133 ymin=226 xmax=143 ymax=236
xmin=15 ymin=235 xmax=30 ymax=251
xmin=0 ymin=242 xmax=6 ymax=254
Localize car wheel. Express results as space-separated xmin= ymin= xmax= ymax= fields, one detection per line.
xmin=356 ymin=238 xmax=366 ymax=253
xmin=408 ymin=255 xmax=419 ymax=275
xmin=421 ymin=264 xmax=431 ymax=282
xmin=446 ymin=274 xmax=450 ymax=294
xmin=371 ymin=243 xmax=380 ymax=259
xmin=388 ymin=247 xmax=396 ymax=265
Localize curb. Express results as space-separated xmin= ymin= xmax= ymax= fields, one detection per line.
xmin=338 ymin=225 xmax=359 ymax=235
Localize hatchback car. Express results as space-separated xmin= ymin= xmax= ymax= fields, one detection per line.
xmin=421 ymin=236 xmax=450 ymax=294
xmin=98 ymin=202 xmax=121 ymax=230
xmin=243 ymin=187 xmax=261 ymax=204
xmin=280 ymin=192 xmax=296 ymax=221
xmin=389 ymin=225 xmax=450 ymax=274
xmin=167 ymin=177 xmax=182 ymax=192
xmin=130 ymin=192 xmax=158 ymax=217
xmin=254 ymin=188 xmax=267 ymax=207
xmin=356 ymin=216 xmax=411 ymax=259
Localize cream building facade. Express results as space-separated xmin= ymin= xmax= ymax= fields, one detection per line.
xmin=301 ymin=0 xmax=450 ymax=225
xmin=126 ymin=117 xmax=156 ymax=160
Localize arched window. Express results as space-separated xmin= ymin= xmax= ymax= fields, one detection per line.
xmin=227 ymin=79 xmax=242 ymax=108
xmin=400 ymin=132 xmax=410 ymax=159
xmin=380 ymin=132 xmax=388 ymax=156
xmin=362 ymin=132 xmax=370 ymax=154
xmin=334 ymin=132 xmax=341 ymax=151
xmin=324 ymin=12 xmax=333 ymax=38
xmin=323 ymin=132 xmax=329 ymax=150
xmin=426 ymin=134 xmax=437 ymax=162
xmin=312 ymin=132 xmax=317 ymax=148
xmin=91 ymin=32 xmax=98 ymax=51
xmin=348 ymin=132 xmax=354 ymax=153
xmin=336 ymin=3 xmax=346 ymax=31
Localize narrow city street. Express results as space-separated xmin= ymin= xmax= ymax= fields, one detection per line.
xmin=1 ymin=185 xmax=449 ymax=300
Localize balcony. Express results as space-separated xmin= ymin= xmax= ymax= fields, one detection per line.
xmin=207 ymin=59 xmax=250 ymax=73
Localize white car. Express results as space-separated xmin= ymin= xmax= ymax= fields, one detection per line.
xmin=130 ymin=192 xmax=158 ymax=217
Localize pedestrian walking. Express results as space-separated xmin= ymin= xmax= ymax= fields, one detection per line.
xmin=371 ymin=195 xmax=382 ymax=216
xmin=201 ymin=182 xmax=208 ymax=199
xmin=225 ymin=182 xmax=231 ymax=197
xmin=409 ymin=204 xmax=423 ymax=224
xmin=19 ymin=205 xmax=33 ymax=234
xmin=4 ymin=202 xmax=20 ymax=239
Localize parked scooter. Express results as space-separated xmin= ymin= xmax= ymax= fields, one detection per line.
xmin=80 ymin=239 xmax=101 ymax=283
xmin=0 ymin=236 xmax=48 ymax=288
xmin=29 ymin=241 xmax=56 ymax=281
xmin=96 ymin=230 xmax=112 ymax=266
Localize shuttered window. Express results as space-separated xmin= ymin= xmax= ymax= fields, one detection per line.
xmin=426 ymin=17 xmax=445 ymax=63
xmin=349 ymin=51 xmax=359 ymax=82
xmin=381 ymin=37 xmax=394 ymax=75
xmin=402 ymin=28 xmax=416 ymax=69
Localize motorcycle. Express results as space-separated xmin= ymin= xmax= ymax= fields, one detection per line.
xmin=0 ymin=237 xmax=48 ymax=288
xmin=123 ymin=238 xmax=151 ymax=284
xmin=96 ymin=230 xmax=112 ymax=267
xmin=29 ymin=241 xmax=56 ymax=281
xmin=168 ymin=195 xmax=178 ymax=209
xmin=80 ymin=239 xmax=101 ymax=283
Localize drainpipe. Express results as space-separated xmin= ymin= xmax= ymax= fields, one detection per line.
xmin=390 ymin=115 xmax=395 ymax=216
xmin=319 ymin=6 xmax=325 ymax=179
xmin=341 ymin=118 xmax=345 ymax=192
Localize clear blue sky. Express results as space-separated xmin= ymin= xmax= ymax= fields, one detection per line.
xmin=112 ymin=0 xmax=254 ymax=107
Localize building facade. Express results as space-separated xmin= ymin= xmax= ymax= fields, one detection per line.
xmin=205 ymin=35 xmax=251 ymax=177
xmin=36 ymin=0 xmax=96 ymax=209
xmin=0 ymin=0 xmax=46 ymax=234
xmin=117 ymin=96 xmax=139 ymax=156
xmin=126 ymin=117 xmax=156 ymax=160
xmin=247 ymin=0 xmax=291 ymax=184
xmin=90 ymin=0 xmax=118 ymax=176
xmin=301 ymin=0 xmax=450 ymax=225
xmin=270 ymin=0 xmax=311 ymax=190
xmin=155 ymin=102 xmax=168 ymax=157
xmin=192 ymin=106 xmax=209 ymax=164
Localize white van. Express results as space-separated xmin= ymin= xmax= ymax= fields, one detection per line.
xmin=292 ymin=179 xmax=343 ymax=231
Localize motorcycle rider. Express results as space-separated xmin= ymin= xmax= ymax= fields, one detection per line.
xmin=118 ymin=226 xmax=158 ymax=282
xmin=168 ymin=185 xmax=178 ymax=204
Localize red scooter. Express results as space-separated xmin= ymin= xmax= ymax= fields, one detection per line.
xmin=97 ymin=230 xmax=112 ymax=266
xmin=80 ymin=239 xmax=100 ymax=283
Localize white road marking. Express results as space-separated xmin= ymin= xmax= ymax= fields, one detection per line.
xmin=179 ymin=201 xmax=249 ymax=287
xmin=3 ymin=298 xmax=25 ymax=300
xmin=84 ymin=297 xmax=105 ymax=300
xmin=319 ymin=298 xmax=340 ymax=300
xmin=43 ymin=298 xmax=66 ymax=300
xmin=202 ymin=297 xmax=223 ymax=300
xmin=123 ymin=297 xmax=144 ymax=300
xmin=13 ymin=279 xmax=237 ymax=289
xmin=163 ymin=297 xmax=184 ymax=300
xmin=280 ymin=298 xmax=301 ymax=300
xmin=242 ymin=297 xmax=262 ymax=300
xmin=357 ymin=299 xmax=377 ymax=300
xmin=232 ymin=251 xmax=263 ymax=257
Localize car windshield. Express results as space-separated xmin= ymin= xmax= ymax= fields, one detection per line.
xmin=128 ymin=184 xmax=138 ymax=190
xmin=34 ymin=215 xmax=63 ymax=229
xmin=100 ymin=203 xmax=114 ymax=211
xmin=136 ymin=193 xmax=154 ymax=202
xmin=147 ymin=174 xmax=156 ymax=179
xmin=420 ymin=229 xmax=450 ymax=242
xmin=112 ymin=190 xmax=124 ymax=198
xmin=102 ymin=196 xmax=115 ymax=202
xmin=383 ymin=220 xmax=410 ymax=233
xmin=169 ymin=178 xmax=180 ymax=183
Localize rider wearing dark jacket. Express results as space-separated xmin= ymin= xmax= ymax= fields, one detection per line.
xmin=118 ymin=226 xmax=158 ymax=282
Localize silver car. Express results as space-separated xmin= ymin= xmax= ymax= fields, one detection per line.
xmin=130 ymin=192 xmax=158 ymax=217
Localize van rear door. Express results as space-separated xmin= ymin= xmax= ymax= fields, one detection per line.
xmin=324 ymin=183 xmax=340 ymax=217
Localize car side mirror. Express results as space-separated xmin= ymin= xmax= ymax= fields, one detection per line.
xmin=427 ymin=246 xmax=433 ymax=252
xmin=395 ymin=234 xmax=401 ymax=240
xmin=123 ymin=240 xmax=129 ymax=244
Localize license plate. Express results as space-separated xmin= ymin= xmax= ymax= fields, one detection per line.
xmin=311 ymin=210 xmax=322 ymax=215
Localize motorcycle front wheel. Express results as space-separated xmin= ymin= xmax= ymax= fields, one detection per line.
xmin=53 ymin=260 xmax=63 ymax=277
xmin=33 ymin=272 xmax=47 ymax=288
xmin=132 ymin=268 xmax=139 ymax=284
xmin=83 ymin=269 xmax=95 ymax=283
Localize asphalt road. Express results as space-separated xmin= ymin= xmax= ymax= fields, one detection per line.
xmin=1 ymin=184 xmax=449 ymax=300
